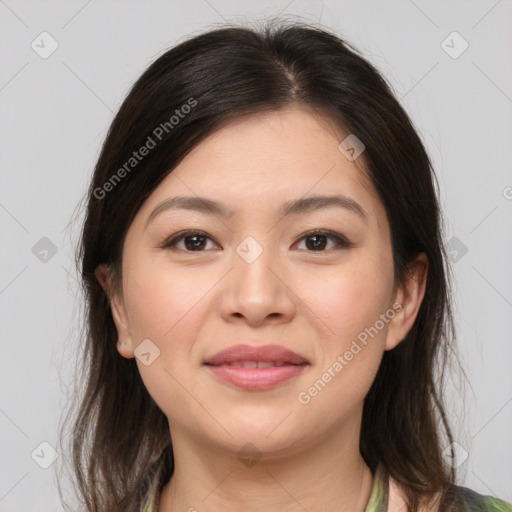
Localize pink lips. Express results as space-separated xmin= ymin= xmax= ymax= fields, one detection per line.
xmin=203 ymin=344 xmax=309 ymax=390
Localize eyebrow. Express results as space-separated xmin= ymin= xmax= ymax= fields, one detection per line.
xmin=146 ymin=194 xmax=368 ymax=227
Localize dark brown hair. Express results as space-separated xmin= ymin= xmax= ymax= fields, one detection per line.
xmin=59 ymin=19 xmax=460 ymax=512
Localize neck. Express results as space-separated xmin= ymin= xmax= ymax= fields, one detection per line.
xmin=159 ymin=418 xmax=374 ymax=512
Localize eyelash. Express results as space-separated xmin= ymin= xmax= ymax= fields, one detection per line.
xmin=159 ymin=229 xmax=351 ymax=252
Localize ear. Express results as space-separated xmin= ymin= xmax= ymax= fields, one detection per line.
xmin=94 ymin=263 xmax=134 ymax=358
xmin=385 ymin=252 xmax=428 ymax=351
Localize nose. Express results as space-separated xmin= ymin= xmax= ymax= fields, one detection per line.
xmin=219 ymin=240 xmax=296 ymax=327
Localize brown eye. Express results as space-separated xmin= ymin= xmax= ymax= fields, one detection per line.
xmin=160 ymin=229 xmax=350 ymax=253
xmin=161 ymin=231 xmax=219 ymax=251
xmin=295 ymin=230 xmax=350 ymax=251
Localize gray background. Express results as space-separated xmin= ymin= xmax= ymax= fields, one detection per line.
xmin=1 ymin=1 xmax=511 ymax=510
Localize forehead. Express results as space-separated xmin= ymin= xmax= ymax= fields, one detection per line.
xmin=137 ymin=106 xmax=386 ymax=228
xmin=178 ymin=106 xmax=370 ymax=186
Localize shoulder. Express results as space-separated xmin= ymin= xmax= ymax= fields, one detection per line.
xmin=444 ymin=484 xmax=512 ymax=512
xmin=388 ymin=475 xmax=512 ymax=512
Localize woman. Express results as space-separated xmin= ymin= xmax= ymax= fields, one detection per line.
xmin=60 ymin=20 xmax=512 ymax=512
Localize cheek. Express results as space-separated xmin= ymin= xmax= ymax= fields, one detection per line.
xmin=298 ymin=253 xmax=394 ymax=410
xmin=296 ymin=253 xmax=394 ymax=347
xmin=122 ymin=254 xmax=210 ymax=342
xmin=121 ymin=256 xmax=212 ymax=415
xmin=296 ymin=268 xmax=392 ymax=418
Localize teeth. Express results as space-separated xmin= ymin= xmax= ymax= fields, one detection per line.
xmin=257 ymin=361 xmax=278 ymax=368
xmin=235 ymin=361 xmax=258 ymax=368
xmin=226 ymin=361 xmax=289 ymax=368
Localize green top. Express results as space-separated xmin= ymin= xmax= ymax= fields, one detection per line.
xmin=139 ymin=457 xmax=512 ymax=512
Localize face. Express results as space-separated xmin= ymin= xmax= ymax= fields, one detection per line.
xmin=100 ymin=106 xmax=425 ymax=458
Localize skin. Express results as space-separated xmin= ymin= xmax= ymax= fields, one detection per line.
xmin=96 ymin=106 xmax=428 ymax=512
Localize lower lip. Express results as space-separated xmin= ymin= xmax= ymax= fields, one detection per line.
xmin=205 ymin=364 xmax=308 ymax=390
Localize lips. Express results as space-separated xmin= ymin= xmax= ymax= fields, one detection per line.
xmin=222 ymin=361 xmax=292 ymax=368
xmin=204 ymin=344 xmax=309 ymax=390
xmin=203 ymin=344 xmax=309 ymax=367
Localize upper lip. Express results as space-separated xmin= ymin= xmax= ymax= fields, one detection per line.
xmin=204 ymin=344 xmax=309 ymax=366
